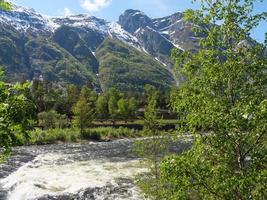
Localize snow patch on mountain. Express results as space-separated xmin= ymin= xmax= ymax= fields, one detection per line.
xmin=131 ymin=11 xmax=145 ymax=17
xmin=160 ymin=19 xmax=183 ymax=31
xmin=0 ymin=4 xmax=55 ymax=33
xmin=50 ymin=15 xmax=108 ymax=34
xmin=145 ymin=26 xmax=184 ymax=51
xmin=108 ymin=22 xmax=145 ymax=52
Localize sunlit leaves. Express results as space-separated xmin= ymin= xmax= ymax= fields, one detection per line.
xmin=0 ymin=0 xmax=11 ymax=11
xmin=163 ymin=0 xmax=267 ymax=199
xmin=0 ymin=68 xmax=33 ymax=159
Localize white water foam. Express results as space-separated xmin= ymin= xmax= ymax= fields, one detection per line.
xmin=0 ymin=153 xmax=146 ymax=200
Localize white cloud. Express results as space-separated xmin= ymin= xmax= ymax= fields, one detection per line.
xmin=58 ymin=8 xmax=74 ymax=16
xmin=63 ymin=8 xmax=74 ymax=16
xmin=81 ymin=0 xmax=112 ymax=12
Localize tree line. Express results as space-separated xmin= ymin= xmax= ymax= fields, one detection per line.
xmin=19 ymin=79 xmax=171 ymax=132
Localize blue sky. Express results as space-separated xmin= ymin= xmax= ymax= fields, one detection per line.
xmin=11 ymin=0 xmax=267 ymax=43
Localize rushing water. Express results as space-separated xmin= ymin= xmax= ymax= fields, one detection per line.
xmin=0 ymin=139 xmax=191 ymax=200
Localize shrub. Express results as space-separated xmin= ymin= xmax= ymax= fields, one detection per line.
xmin=38 ymin=110 xmax=68 ymax=130
xmin=81 ymin=129 xmax=101 ymax=140
xmin=83 ymin=127 xmax=140 ymax=140
xmin=16 ymin=127 xmax=141 ymax=145
xmin=26 ymin=128 xmax=80 ymax=145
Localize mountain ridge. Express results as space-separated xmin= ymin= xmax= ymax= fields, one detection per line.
xmin=0 ymin=4 xmax=200 ymax=92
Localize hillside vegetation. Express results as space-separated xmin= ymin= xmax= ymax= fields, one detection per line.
xmin=96 ymin=39 xmax=176 ymax=92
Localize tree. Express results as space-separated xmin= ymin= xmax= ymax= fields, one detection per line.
xmin=128 ymin=97 xmax=138 ymax=119
xmin=108 ymin=95 xmax=118 ymax=124
xmin=107 ymin=88 xmax=122 ymax=123
xmin=72 ymin=96 xmax=93 ymax=134
xmin=64 ymin=84 xmax=80 ymax=118
xmin=117 ymin=98 xmax=130 ymax=122
xmin=144 ymin=84 xmax=159 ymax=105
xmin=134 ymin=91 xmax=170 ymax=200
xmin=96 ymin=95 xmax=109 ymax=120
xmin=72 ymin=85 xmax=96 ymax=134
xmin=0 ymin=0 xmax=11 ymax=10
xmin=81 ymin=83 xmax=98 ymax=107
xmin=30 ymin=80 xmax=62 ymax=113
xmin=0 ymin=69 xmax=34 ymax=160
xmin=160 ymin=0 xmax=267 ymax=199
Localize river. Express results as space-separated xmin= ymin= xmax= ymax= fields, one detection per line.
xmin=0 ymin=139 xmax=191 ymax=200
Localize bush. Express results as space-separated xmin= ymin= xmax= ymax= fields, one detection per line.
xmin=83 ymin=127 xmax=140 ymax=140
xmin=26 ymin=128 xmax=80 ymax=145
xmin=38 ymin=110 xmax=68 ymax=129
xmin=81 ymin=129 xmax=101 ymax=140
xmin=16 ymin=127 xmax=141 ymax=145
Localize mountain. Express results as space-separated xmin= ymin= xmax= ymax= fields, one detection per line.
xmin=0 ymin=4 xmax=201 ymax=92
xmin=96 ymin=38 xmax=175 ymax=92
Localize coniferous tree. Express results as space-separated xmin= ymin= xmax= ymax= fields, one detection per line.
xmin=72 ymin=85 xmax=96 ymax=134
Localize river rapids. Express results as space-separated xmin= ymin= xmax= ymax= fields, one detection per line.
xmin=0 ymin=139 xmax=190 ymax=200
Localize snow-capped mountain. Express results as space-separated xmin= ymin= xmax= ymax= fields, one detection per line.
xmin=0 ymin=4 xmax=200 ymax=64
xmin=51 ymin=15 xmax=108 ymax=34
xmin=0 ymin=4 xmax=142 ymax=50
xmin=0 ymin=4 xmax=201 ymax=92
xmin=0 ymin=4 xmax=54 ymax=34
xmin=51 ymin=15 xmax=143 ymax=51
xmin=118 ymin=9 xmax=201 ymax=56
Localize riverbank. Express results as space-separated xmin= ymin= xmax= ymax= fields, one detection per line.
xmin=15 ymin=127 xmax=176 ymax=146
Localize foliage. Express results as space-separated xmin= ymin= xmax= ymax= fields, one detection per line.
xmin=107 ymin=88 xmax=122 ymax=122
xmin=30 ymin=80 xmax=64 ymax=112
xmin=161 ymin=0 xmax=267 ymax=199
xmin=117 ymin=98 xmax=129 ymax=120
xmin=16 ymin=127 xmax=140 ymax=145
xmin=56 ymin=84 xmax=80 ymax=117
xmin=52 ymin=25 xmax=99 ymax=74
xmin=95 ymin=95 xmax=109 ymax=120
xmin=108 ymin=95 xmax=118 ymax=122
xmin=117 ymin=97 xmax=138 ymax=122
xmin=128 ymin=97 xmax=138 ymax=118
xmin=82 ymin=127 xmax=139 ymax=140
xmin=72 ymin=85 xmax=96 ymax=133
xmin=0 ymin=68 xmax=34 ymax=159
xmin=134 ymin=90 xmax=171 ymax=200
xmin=0 ymin=0 xmax=11 ymax=11
xmin=0 ymin=27 xmax=98 ymax=87
xmin=22 ymin=128 xmax=80 ymax=145
xmin=143 ymin=87 xmax=161 ymax=134
xmin=38 ymin=110 xmax=68 ymax=129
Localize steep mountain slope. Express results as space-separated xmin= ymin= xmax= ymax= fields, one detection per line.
xmin=0 ymin=23 xmax=31 ymax=82
xmin=0 ymin=23 xmax=98 ymax=86
xmin=0 ymin=3 xmax=204 ymax=92
xmin=96 ymin=39 xmax=176 ymax=92
xmin=118 ymin=9 xmax=202 ymax=64
xmin=0 ymin=4 xmax=54 ymax=35
xmin=118 ymin=9 xmax=201 ymax=51
xmin=0 ymin=5 xmax=99 ymax=87
xmin=24 ymin=38 xmax=97 ymax=86
xmin=52 ymin=25 xmax=99 ymax=74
